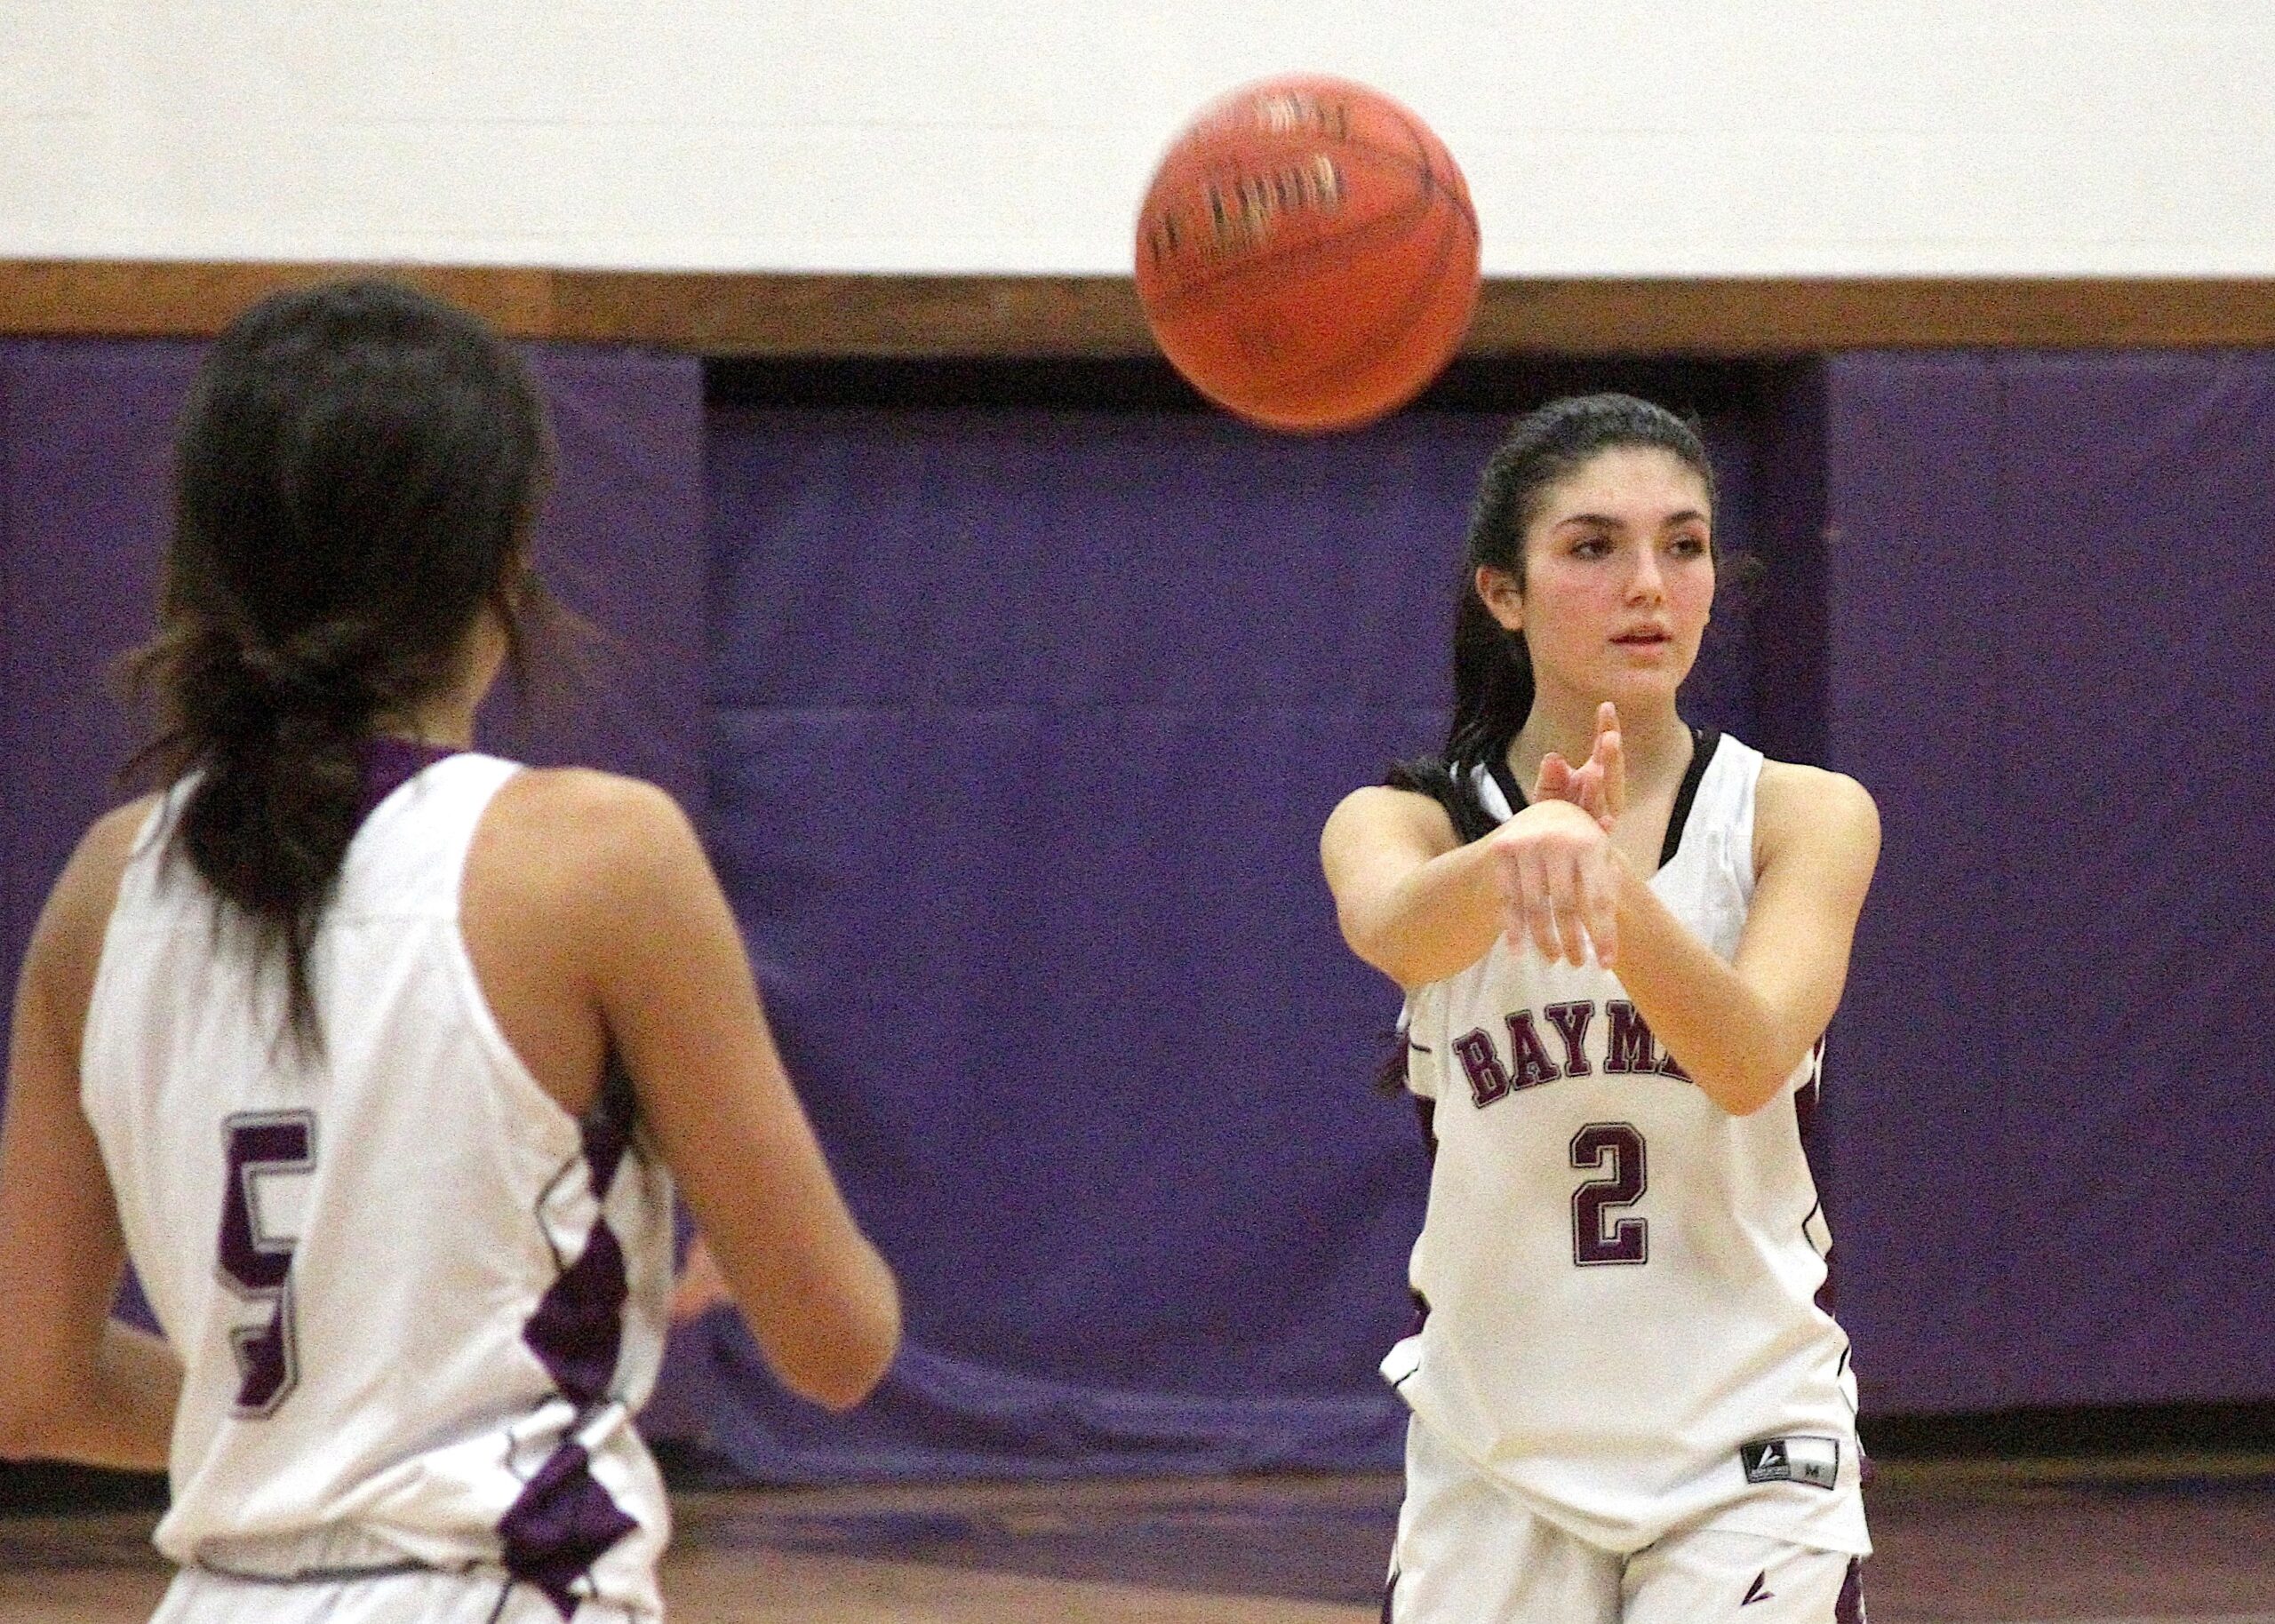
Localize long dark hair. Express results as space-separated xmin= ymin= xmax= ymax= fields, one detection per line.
xmin=124 ymin=278 xmax=560 ymax=1053
xmin=1390 ymin=393 xmax=1719 ymax=832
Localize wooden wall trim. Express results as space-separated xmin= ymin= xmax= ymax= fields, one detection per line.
xmin=3 ymin=260 xmax=2271 ymax=355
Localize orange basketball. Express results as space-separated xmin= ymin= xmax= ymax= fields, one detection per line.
xmin=1134 ymin=75 xmax=1481 ymax=433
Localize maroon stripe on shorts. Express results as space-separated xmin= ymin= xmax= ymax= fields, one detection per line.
xmin=1835 ymin=1556 xmax=1865 ymax=1622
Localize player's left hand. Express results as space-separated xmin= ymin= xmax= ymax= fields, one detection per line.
xmin=1531 ymin=703 xmax=1624 ymax=832
xmin=669 ymin=1235 xmax=732 ymax=1326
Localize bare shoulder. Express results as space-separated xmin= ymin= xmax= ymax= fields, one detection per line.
xmin=25 ymin=795 xmax=163 ymax=1015
xmin=1753 ymin=760 xmax=1880 ymax=874
xmin=80 ymin=796 xmax=163 ymax=869
xmin=1321 ymin=784 xmax=1459 ymax=860
xmin=489 ymin=765 xmax=690 ymax=832
xmin=482 ymin=768 xmax=698 ymax=876
xmin=462 ymin=769 xmax=718 ymax=1061
xmin=47 ymin=798 xmax=163 ymax=939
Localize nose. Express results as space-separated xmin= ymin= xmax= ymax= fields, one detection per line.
xmin=1626 ymin=545 xmax=1666 ymax=603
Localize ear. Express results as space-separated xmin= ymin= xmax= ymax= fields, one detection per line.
xmin=1473 ymin=564 xmax=1525 ymax=634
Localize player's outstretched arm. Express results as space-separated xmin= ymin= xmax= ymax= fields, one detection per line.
xmin=528 ymin=774 xmax=902 ymax=1413
xmin=1325 ymin=712 xmax=1630 ymax=991
xmin=0 ymin=802 xmax=182 ymax=1469
xmin=1322 ymin=765 xmax=1623 ymax=994
xmin=1608 ymin=762 xmax=1881 ymax=1115
xmin=1321 ymin=786 xmax=1495 ymax=990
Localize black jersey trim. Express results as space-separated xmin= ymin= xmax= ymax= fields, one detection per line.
xmin=1658 ymin=728 xmax=1721 ymax=870
xmin=1481 ymin=726 xmax=1721 ymax=875
xmin=1485 ymin=751 xmax=1528 ymax=824
xmin=1384 ymin=757 xmax=1500 ymax=845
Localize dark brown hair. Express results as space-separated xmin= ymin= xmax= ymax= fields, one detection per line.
xmin=124 ymin=278 xmax=561 ymax=1053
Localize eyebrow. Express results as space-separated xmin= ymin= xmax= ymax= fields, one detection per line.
xmin=1553 ymin=510 xmax=1711 ymax=530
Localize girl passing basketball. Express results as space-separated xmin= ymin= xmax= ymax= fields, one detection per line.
xmin=1321 ymin=395 xmax=1879 ymax=1622
xmin=0 ymin=282 xmax=898 ymax=1622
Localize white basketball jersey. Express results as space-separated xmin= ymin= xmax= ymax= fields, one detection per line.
xmin=1384 ymin=732 xmax=1868 ymax=1557
xmin=81 ymin=752 xmax=674 ymax=1619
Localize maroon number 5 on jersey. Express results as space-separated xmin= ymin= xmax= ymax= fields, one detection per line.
xmin=217 ymin=1111 xmax=316 ymax=1415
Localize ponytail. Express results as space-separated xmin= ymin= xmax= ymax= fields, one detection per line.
xmin=1442 ymin=588 xmax=1535 ymax=776
xmin=124 ymin=278 xmax=555 ymax=1056
xmin=166 ymin=623 xmax=377 ymax=1052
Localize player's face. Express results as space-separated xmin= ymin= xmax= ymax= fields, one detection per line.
xmin=1488 ymin=446 xmax=1715 ymax=710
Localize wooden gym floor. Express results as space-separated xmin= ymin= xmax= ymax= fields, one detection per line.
xmin=3 ymin=1459 xmax=2271 ymax=1623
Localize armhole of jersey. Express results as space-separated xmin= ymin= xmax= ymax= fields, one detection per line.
xmin=1473 ymin=761 xmax=1516 ymax=825
xmin=107 ymin=792 xmax=177 ymax=908
xmin=1401 ymin=984 xmax=1444 ymax=1102
xmin=441 ymin=762 xmax=588 ymax=1138
xmin=79 ymin=792 xmax=190 ymax=1097
xmin=1656 ymin=727 xmax=1722 ymax=870
xmin=1385 ymin=758 xmax=1501 ymax=845
xmin=1485 ymin=752 xmax=1526 ymax=820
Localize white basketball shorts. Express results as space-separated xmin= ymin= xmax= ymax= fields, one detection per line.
xmin=1385 ymin=1419 xmax=1866 ymax=1624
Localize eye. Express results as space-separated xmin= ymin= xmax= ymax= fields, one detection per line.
xmin=1668 ymin=532 xmax=1710 ymax=557
xmin=1569 ymin=535 xmax=1613 ymax=559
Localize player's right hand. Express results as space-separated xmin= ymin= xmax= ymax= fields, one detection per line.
xmin=1487 ymin=797 xmax=1624 ymax=969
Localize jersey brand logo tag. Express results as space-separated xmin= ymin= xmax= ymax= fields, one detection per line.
xmin=1741 ymin=1571 xmax=1775 ymax=1605
xmin=1740 ymin=1435 xmax=1840 ymax=1489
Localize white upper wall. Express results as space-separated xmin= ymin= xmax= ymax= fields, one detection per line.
xmin=4 ymin=1 xmax=2271 ymax=275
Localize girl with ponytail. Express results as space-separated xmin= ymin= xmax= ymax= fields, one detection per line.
xmin=0 ymin=280 xmax=897 ymax=1623
xmin=1322 ymin=394 xmax=1882 ymax=1622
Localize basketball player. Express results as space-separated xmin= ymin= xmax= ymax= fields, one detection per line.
xmin=0 ymin=280 xmax=900 ymax=1621
xmin=1320 ymin=394 xmax=1878 ymax=1622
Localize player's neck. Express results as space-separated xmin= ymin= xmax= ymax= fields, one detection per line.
xmin=376 ymin=617 xmax=505 ymax=750
xmin=377 ymin=672 xmax=491 ymax=751
xmin=379 ymin=697 xmax=478 ymax=750
xmin=1509 ymin=696 xmax=1691 ymax=800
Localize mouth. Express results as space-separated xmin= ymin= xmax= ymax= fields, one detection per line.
xmin=1611 ymin=629 xmax=1672 ymax=649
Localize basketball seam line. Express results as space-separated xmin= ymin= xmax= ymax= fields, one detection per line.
xmin=1142 ymin=190 xmax=1473 ymax=317
xmin=1169 ymin=201 xmax=1476 ymax=416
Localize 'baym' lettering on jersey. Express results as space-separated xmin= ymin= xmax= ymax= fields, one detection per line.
xmin=1453 ymin=1001 xmax=1692 ymax=1109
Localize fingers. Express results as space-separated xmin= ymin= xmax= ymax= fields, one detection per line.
xmin=1542 ymin=843 xmax=1589 ymax=966
xmin=1492 ymin=838 xmax=1529 ymax=952
xmin=1497 ymin=808 xmax=1611 ymax=968
xmin=1567 ymin=758 xmax=1601 ymax=819
xmin=1581 ymin=843 xmax=1621 ymax=969
xmin=1594 ymin=702 xmax=1626 ymax=822
xmin=669 ymin=1237 xmax=733 ymax=1327
xmin=1513 ymin=845 xmax=1564 ymax=963
xmin=1533 ymin=752 xmax=1572 ymax=805
xmin=1533 ymin=725 xmax=1624 ymax=826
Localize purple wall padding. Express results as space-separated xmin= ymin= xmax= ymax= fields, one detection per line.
xmin=1821 ymin=352 xmax=2275 ymax=1413
xmin=28 ymin=338 xmax=2269 ymax=1477
xmin=509 ymin=347 xmax=709 ymax=809
xmin=0 ymin=342 xmax=197 ymax=1012
xmin=688 ymin=405 xmax=1765 ymax=1479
